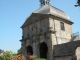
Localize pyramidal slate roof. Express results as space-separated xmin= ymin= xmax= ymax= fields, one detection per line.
xmin=21 ymin=4 xmax=73 ymax=28
xmin=33 ymin=4 xmax=70 ymax=21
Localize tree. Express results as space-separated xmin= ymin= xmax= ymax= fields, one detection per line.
xmin=0 ymin=49 xmax=4 ymax=54
xmin=17 ymin=48 xmax=22 ymax=54
xmin=75 ymin=0 xmax=80 ymax=7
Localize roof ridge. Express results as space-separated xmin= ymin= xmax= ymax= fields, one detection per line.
xmin=49 ymin=4 xmax=65 ymax=13
xmin=33 ymin=5 xmax=46 ymax=13
xmin=49 ymin=4 xmax=70 ymax=20
xmin=30 ymin=5 xmax=71 ymax=22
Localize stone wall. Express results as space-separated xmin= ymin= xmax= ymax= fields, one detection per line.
xmin=54 ymin=56 xmax=72 ymax=60
xmin=22 ymin=18 xmax=49 ymax=39
xmin=53 ymin=40 xmax=80 ymax=60
xmin=49 ymin=17 xmax=72 ymax=45
xmin=21 ymin=17 xmax=53 ymax=60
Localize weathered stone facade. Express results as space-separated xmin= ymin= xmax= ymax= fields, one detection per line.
xmin=20 ymin=0 xmax=80 ymax=60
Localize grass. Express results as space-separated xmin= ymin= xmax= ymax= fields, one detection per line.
xmin=36 ymin=58 xmax=46 ymax=60
xmin=30 ymin=55 xmax=46 ymax=60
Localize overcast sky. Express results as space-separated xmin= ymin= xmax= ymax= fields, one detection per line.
xmin=0 ymin=0 xmax=80 ymax=53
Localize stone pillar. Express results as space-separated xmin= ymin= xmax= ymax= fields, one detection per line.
xmin=33 ymin=42 xmax=37 ymax=55
xmin=22 ymin=47 xmax=27 ymax=56
xmin=48 ymin=42 xmax=53 ymax=60
xmin=21 ymin=41 xmax=26 ymax=56
xmin=47 ymin=33 xmax=53 ymax=60
xmin=36 ymin=42 xmax=40 ymax=58
xmin=37 ymin=47 xmax=40 ymax=58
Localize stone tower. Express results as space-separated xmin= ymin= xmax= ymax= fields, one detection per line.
xmin=20 ymin=0 xmax=73 ymax=60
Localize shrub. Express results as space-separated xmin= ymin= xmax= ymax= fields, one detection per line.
xmin=0 ymin=51 xmax=46 ymax=60
xmin=0 ymin=50 xmax=16 ymax=60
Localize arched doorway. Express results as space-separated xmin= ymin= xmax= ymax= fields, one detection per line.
xmin=76 ymin=47 xmax=80 ymax=60
xmin=39 ymin=42 xmax=48 ymax=58
xmin=27 ymin=45 xmax=33 ymax=55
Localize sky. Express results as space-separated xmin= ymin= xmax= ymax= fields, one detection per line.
xmin=0 ymin=0 xmax=80 ymax=53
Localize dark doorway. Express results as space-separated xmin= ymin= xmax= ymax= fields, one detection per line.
xmin=27 ymin=46 xmax=33 ymax=55
xmin=39 ymin=42 xmax=48 ymax=58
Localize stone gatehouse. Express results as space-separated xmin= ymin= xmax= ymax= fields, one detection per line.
xmin=20 ymin=0 xmax=80 ymax=60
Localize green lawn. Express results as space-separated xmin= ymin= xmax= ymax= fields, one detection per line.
xmin=36 ymin=58 xmax=46 ymax=60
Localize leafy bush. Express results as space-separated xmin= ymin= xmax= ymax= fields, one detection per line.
xmin=0 ymin=51 xmax=46 ymax=60
xmin=0 ymin=50 xmax=16 ymax=60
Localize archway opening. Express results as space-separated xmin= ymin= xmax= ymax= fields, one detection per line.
xmin=39 ymin=42 xmax=48 ymax=59
xmin=27 ymin=45 xmax=33 ymax=55
xmin=76 ymin=47 xmax=80 ymax=60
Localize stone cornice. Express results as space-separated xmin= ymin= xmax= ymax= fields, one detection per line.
xmin=20 ymin=36 xmax=30 ymax=42
xmin=47 ymin=30 xmax=56 ymax=33
xmin=21 ymin=13 xmax=73 ymax=28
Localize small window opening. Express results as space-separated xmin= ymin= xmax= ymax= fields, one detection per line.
xmin=60 ymin=22 xmax=65 ymax=31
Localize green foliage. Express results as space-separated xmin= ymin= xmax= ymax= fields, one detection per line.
xmin=0 ymin=50 xmax=46 ymax=60
xmin=17 ymin=47 xmax=22 ymax=54
xmin=77 ymin=0 xmax=80 ymax=5
xmin=36 ymin=58 xmax=46 ymax=60
xmin=0 ymin=50 xmax=16 ymax=60
xmin=75 ymin=0 xmax=80 ymax=7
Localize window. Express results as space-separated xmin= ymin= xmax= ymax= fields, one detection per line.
xmin=32 ymin=29 xmax=33 ymax=31
xmin=27 ymin=34 xmax=29 ymax=37
xmin=60 ymin=22 xmax=65 ymax=31
xmin=32 ymin=27 xmax=37 ymax=35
